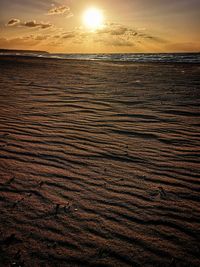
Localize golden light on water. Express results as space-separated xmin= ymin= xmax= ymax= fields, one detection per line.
xmin=83 ymin=7 xmax=104 ymax=30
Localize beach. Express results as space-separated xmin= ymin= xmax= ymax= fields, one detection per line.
xmin=0 ymin=56 xmax=200 ymax=266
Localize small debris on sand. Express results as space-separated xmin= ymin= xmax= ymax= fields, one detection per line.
xmin=47 ymin=241 xmax=57 ymax=248
xmin=98 ymin=248 xmax=110 ymax=258
xmin=1 ymin=234 xmax=22 ymax=246
xmin=28 ymin=82 xmax=34 ymax=86
xmin=55 ymin=204 xmax=60 ymax=215
xmin=0 ymin=133 xmax=9 ymax=138
xmin=158 ymin=186 xmax=167 ymax=199
xmin=54 ymin=203 xmax=72 ymax=215
xmin=38 ymin=181 xmax=44 ymax=187
xmin=4 ymin=177 xmax=15 ymax=186
xmin=12 ymin=197 xmax=25 ymax=208
xmin=64 ymin=204 xmax=71 ymax=213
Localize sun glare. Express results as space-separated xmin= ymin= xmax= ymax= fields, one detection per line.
xmin=83 ymin=7 xmax=104 ymax=30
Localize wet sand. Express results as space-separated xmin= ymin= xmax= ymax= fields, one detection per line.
xmin=0 ymin=56 xmax=200 ymax=266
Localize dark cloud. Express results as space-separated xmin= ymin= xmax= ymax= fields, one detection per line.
xmin=62 ymin=32 xmax=76 ymax=39
xmin=47 ymin=5 xmax=73 ymax=17
xmin=137 ymin=33 xmax=166 ymax=43
xmin=99 ymin=25 xmax=166 ymax=44
xmin=7 ymin=18 xmax=20 ymax=26
xmin=6 ymin=18 xmax=52 ymax=29
xmin=21 ymin=20 xmax=52 ymax=29
xmin=97 ymin=23 xmax=137 ymax=37
xmin=50 ymin=31 xmax=77 ymax=40
xmin=53 ymin=34 xmax=62 ymax=39
xmin=93 ymin=23 xmax=166 ymax=47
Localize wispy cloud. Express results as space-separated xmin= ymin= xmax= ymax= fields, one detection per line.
xmin=0 ymin=36 xmax=40 ymax=49
xmin=96 ymin=23 xmax=139 ymax=40
xmin=47 ymin=5 xmax=73 ymax=17
xmin=97 ymin=37 xmax=134 ymax=47
xmin=43 ymin=22 xmax=165 ymax=48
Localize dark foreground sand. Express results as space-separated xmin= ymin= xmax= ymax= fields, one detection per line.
xmin=0 ymin=56 xmax=200 ymax=267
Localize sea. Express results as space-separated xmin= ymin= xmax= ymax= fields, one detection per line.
xmin=1 ymin=52 xmax=200 ymax=63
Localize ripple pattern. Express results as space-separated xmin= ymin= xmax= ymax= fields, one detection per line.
xmin=0 ymin=57 xmax=200 ymax=267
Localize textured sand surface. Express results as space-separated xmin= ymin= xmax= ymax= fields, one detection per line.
xmin=0 ymin=57 xmax=200 ymax=266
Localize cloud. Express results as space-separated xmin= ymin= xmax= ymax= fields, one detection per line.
xmin=62 ymin=32 xmax=76 ymax=39
xmin=110 ymin=26 xmax=128 ymax=36
xmin=0 ymin=36 xmax=40 ymax=49
xmin=21 ymin=20 xmax=52 ymax=29
xmin=99 ymin=24 xmax=166 ymax=44
xmin=137 ymin=33 xmax=166 ymax=43
xmin=95 ymin=35 xmax=134 ymax=47
xmin=7 ymin=18 xmax=20 ymax=26
xmin=47 ymin=5 xmax=73 ymax=17
xmin=6 ymin=18 xmax=52 ymax=29
xmin=34 ymin=35 xmax=50 ymax=41
xmin=0 ymin=34 xmax=54 ymax=51
xmin=102 ymin=38 xmax=134 ymax=47
xmin=5 ymin=16 xmax=162 ymax=49
xmin=92 ymin=23 xmax=139 ymax=47
xmin=97 ymin=23 xmax=137 ymax=37
xmin=49 ymin=23 xmax=138 ymax=47
xmin=51 ymin=22 xmax=166 ymax=49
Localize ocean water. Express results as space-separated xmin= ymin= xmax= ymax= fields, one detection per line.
xmin=1 ymin=52 xmax=200 ymax=63
xmin=51 ymin=53 xmax=200 ymax=63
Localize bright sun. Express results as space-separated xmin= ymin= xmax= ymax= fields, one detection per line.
xmin=83 ymin=7 xmax=104 ymax=30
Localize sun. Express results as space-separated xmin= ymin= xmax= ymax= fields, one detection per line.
xmin=83 ymin=7 xmax=104 ymax=30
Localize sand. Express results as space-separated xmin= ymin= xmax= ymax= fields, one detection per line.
xmin=0 ymin=56 xmax=200 ymax=267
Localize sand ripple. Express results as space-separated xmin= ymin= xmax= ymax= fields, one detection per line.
xmin=0 ymin=57 xmax=200 ymax=266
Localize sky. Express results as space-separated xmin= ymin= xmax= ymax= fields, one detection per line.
xmin=0 ymin=0 xmax=199 ymax=53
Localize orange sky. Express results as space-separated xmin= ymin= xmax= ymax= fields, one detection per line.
xmin=0 ymin=0 xmax=199 ymax=53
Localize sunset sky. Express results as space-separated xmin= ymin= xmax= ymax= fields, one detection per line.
xmin=0 ymin=0 xmax=199 ymax=53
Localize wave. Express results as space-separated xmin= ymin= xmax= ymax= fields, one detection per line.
xmin=1 ymin=52 xmax=200 ymax=63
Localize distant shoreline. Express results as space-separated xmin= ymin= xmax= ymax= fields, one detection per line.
xmin=0 ymin=48 xmax=49 ymax=54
